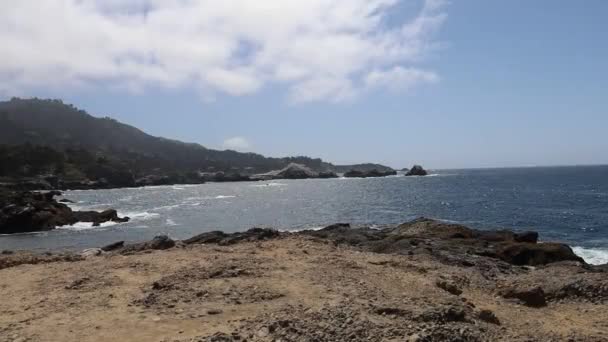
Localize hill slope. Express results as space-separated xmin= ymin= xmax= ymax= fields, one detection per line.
xmin=0 ymin=98 xmax=393 ymax=188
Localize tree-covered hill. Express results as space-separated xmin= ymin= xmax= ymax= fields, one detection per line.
xmin=0 ymin=98 xmax=393 ymax=188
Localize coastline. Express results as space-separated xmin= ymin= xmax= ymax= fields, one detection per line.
xmin=1 ymin=219 xmax=607 ymax=341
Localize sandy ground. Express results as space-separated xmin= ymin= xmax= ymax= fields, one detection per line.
xmin=1 ymin=236 xmax=607 ymax=342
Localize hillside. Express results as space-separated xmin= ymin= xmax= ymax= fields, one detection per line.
xmin=0 ymin=98 xmax=393 ymax=188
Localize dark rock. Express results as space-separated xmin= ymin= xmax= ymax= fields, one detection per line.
xmin=514 ymin=231 xmax=539 ymax=243
xmin=343 ymin=169 xmax=397 ymax=178
xmin=59 ymin=198 xmax=75 ymax=203
xmin=120 ymin=235 xmax=176 ymax=254
xmin=101 ymin=241 xmax=125 ymax=252
xmin=500 ymin=286 xmax=547 ymax=307
xmin=405 ymin=165 xmax=428 ymax=176
xmin=184 ymin=231 xmax=228 ymax=245
xmin=207 ymin=309 xmax=223 ymax=315
xmin=0 ymin=191 xmax=128 ymax=234
xmin=72 ymin=209 xmax=129 ymax=227
xmin=0 ymin=190 xmax=72 ymax=233
xmin=477 ymin=309 xmax=500 ymax=325
xmin=436 ymin=279 xmax=463 ymax=295
xmin=184 ymin=228 xmax=280 ymax=246
xmin=496 ymin=242 xmax=584 ymax=266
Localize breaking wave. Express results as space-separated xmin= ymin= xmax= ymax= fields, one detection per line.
xmin=572 ymin=247 xmax=608 ymax=265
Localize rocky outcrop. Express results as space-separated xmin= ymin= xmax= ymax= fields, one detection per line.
xmin=301 ymin=217 xmax=584 ymax=267
xmin=255 ymin=163 xmax=317 ymax=180
xmin=0 ymin=190 xmax=129 ymax=234
xmin=495 ymin=242 xmax=583 ymax=266
xmin=499 ymin=286 xmax=547 ymax=307
xmin=120 ymin=235 xmax=176 ymax=254
xmin=253 ymin=163 xmax=338 ymax=180
xmin=72 ymin=209 xmax=130 ymax=227
xmin=184 ymin=228 xmax=281 ymax=246
xmin=405 ymin=165 xmax=428 ymax=176
xmin=343 ymin=169 xmax=397 ymax=178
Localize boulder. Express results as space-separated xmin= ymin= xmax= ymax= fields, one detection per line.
xmin=120 ymin=235 xmax=176 ymax=254
xmin=183 ymin=231 xmax=228 ymax=245
xmin=72 ymin=209 xmax=130 ymax=226
xmin=101 ymin=241 xmax=125 ymax=252
xmin=476 ymin=309 xmax=501 ymax=325
xmin=405 ymin=165 xmax=428 ymax=176
xmin=500 ymin=286 xmax=547 ymax=307
xmin=496 ymin=242 xmax=584 ymax=266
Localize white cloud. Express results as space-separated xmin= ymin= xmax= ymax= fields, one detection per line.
xmin=365 ymin=66 xmax=439 ymax=92
xmin=222 ymin=136 xmax=252 ymax=151
xmin=0 ymin=0 xmax=447 ymax=103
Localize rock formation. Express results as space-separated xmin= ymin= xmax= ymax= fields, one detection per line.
xmin=0 ymin=190 xmax=129 ymax=234
xmin=253 ymin=163 xmax=337 ymax=180
xmin=343 ymin=169 xmax=397 ymax=178
xmin=405 ymin=165 xmax=428 ymax=176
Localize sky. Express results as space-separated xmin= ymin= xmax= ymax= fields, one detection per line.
xmin=1 ymin=0 xmax=607 ymax=169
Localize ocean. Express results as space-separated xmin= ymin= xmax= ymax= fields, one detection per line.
xmin=1 ymin=166 xmax=607 ymax=264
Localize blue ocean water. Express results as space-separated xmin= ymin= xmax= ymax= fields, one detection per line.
xmin=1 ymin=166 xmax=607 ymax=264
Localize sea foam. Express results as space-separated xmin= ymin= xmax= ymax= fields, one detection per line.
xmin=572 ymin=246 xmax=608 ymax=265
xmin=57 ymin=221 xmax=119 ymax=231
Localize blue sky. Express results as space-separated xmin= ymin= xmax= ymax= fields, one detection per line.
xmin=1 ymin=1 xmax=607 ymax=169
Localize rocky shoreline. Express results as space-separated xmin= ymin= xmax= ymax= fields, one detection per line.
xmin=1 ymin=163 xmax=428 ymax=192
xmin=0 ymin=190 xmax=129 ymax=234
xmin=1 ymin=218 xmax=607 ymax=341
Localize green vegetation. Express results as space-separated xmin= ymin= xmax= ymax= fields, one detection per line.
xmin=0 ymin=98 xmax=393 ymax=188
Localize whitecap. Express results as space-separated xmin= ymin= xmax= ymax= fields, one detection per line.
xmin=165 ymin=218 xmax=178 ymax=226
xmin=572 ymin=247 xmax=608 ymax=265
xmin=121 ymin=211 xmax=161 ymax=221
xmin=280 ymin=226 xmax=326 ymax=232
xmin=150 ymin=204 xmax=181 ymax=211
xmin=57 ymin=221 xmax=119 ymax=231
xmin=215 ymin=195 xmax=236 ymax=199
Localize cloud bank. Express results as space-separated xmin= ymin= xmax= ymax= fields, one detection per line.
xmin=0 ymin=0 xmax=447 ymax=102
